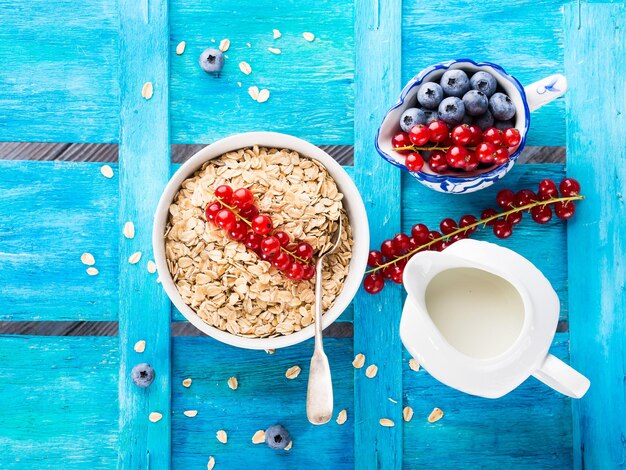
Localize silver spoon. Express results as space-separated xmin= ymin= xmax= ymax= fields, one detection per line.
xmin=306 ymin=216 xmax=343 ymax=425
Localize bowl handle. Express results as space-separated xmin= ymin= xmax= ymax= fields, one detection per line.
xmin=531 ymin=353 xmax=590 ymax=398
xmin=524 ymin=74 xmax=568 ymax=112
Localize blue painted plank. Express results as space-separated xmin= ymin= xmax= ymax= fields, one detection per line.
xmin=0 ymin=160 xmax=118 ymax=321
xmin=117 ymin=0 xmax=171 ymax=466
xmin=169 ymin=0 xmax=354 ymax=145
xmin=0 ymin=336 xmax=118 ymax=469
xmin=564 ymin=4 xmax=626 ymax=468
xmin=353 ymin=0 xmax=403 ymax=468
xmin=402 ymin=0 xmax=565 ymax=146
xmin=401 ymin=164 xmax=569 ymax=321
xmin=172 ymin=337 xmax=353 ymax=468
xmin=0 ymin=0 xmax=119 ymax=143
xmin=403 ymin=333 xmax=572 ymax=469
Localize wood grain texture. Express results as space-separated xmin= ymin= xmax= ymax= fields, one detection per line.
xmin=564 ymin=4 xmax=626 ymax=468
xmin=172 ymin=336 xmax=354 ymax=468
xmin=0 ymin=0 xmax=119 ymax=143
xmin=353 ymin=0 xmax=403 ymax=468
xmin=402 ymin=0 xmax=565 ymax=146
xmin=403 ymin=333 xmax=573 ymax=469
xmin=117 ymin=0 xmax=171 ymax=467
xmin=0 ymin=336 xmax=118 ymax=468
xmin=401 ymin=164 xmax=569 ymax=321
xmin=169 ymin=0 xmax=354 ymax=145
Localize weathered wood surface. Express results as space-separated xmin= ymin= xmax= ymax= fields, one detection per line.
xmin=565 ymin=3 xmax=626 ymax=469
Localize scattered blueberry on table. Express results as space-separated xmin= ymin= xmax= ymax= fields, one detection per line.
xmin=199 ymin=48 xmax=224 ymax=74
xmin=131 ymin=363 xmax=155 ymax=388
xmin=265 ymin=424 xmax=290 ymax=450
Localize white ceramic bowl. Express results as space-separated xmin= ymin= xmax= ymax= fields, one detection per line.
xmin=153 ymin=132 xmax=369 ymax=350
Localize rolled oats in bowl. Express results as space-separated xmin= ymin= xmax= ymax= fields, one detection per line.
xmin=165 ymin=145 xmax=353 ymax=339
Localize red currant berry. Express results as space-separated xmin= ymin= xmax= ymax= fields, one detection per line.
xmin=439 ymin=241 xmax=451 ymax=251
xmin=493 ymin=220 xmax=513 ymax=239
xmin=405 ymin=152 xmax=424 ymax=172
xmin=475 ymin=142 xmax=496 ymax=164
xmin=251 ymin=214 xmax=273 ymax=235
xmin=440 ymin=218 xmax=457 ymax=235
xmin=301 ymin=264 xmax=316 ymax=281
xmin=363 ymin=272 xmax=385 ymax=294
xmin=555 ymin=200 xmax=576 ymax=220
xmin=205 ymin=202 xmax=222 ymax=222
xmin=238 ymin=205 xmax=259 ymax=221
xmin=392 ymin=233 xmax=410 ymax=254
xmin=537 ymin=179 xmax=558 ymax=200
xmin=260 ymin=236 xmax=281 ymax=257
xmin=295 ymin=242 xmax=314 ymax=260
xmin=481 ymin=208 xmax=499 ymax=226
xmin=368 ymin=250 xmax=384 ymax=268
xmin=243 ymin=232 xmax=263 ymax=251
xmin=427 ymin=120 xmax=449 ymax=143
xmin=428 ymin=230 xmax=443 ymax=250
xmin=463 ymin=151 xmax=479 ymax=172
xmin=505 ymin=211 xmax=523 ymax=225
xmin=459 ymin=214 xmax=478 ymax=234
xmin=446 ymin=145 xmax=469 ymax=169
xmin=232 ymin=188 xmax=254 ymax=210
xmin=411 ymin=223 xmax=429 ymax=244
xmin=408 ymin=237 xmax=421 ymax=251
xmin=503 ymin=128 xmax=521 ymax=147
xmin=468 ymin=125 xmax=483 ymax=145
xmin=428 ymin=150 xmax=448 ymax=173
xmin=228 ymin=220 xmax=249 ymax=241
xmin=382 ymin=265 xmax=394 ymax=279
xmin=531 ymin=205 xmax=552 ymax=224
xmin=559 ymin=178 xmax=581 ymax=197
xmin=272 ymin=252 xmax=292 ymax=270
xmin=483 ymin=127 xmax=504 ymax=147
xmin=515 ymin=189 xmax=537 ymax=209
xmin=389 ymin=264 xmax=404 ymax=284
xmin=274 ymin=231 xmax=290 ymax=246
xmin=494 ymin=147 xmax=510 ymax=165
xmin=408 ymin=124 xmax=431 ymax=146
xmin=215 ymin=209 xmax=237 ymax=230
xmin=380 ymin=239 xmax=396 ymax=259
xmin=451 ymin=125 xmax=473 ymax=146
xmin=286 ymin=263 xmax=305 ymax=280
xmin=496 ymin=189 xmax=515 ymax=209
xmin=392 ymin=132 xmax=412 ymax=154
xmin=214 ymin=185 xmax=234 ymax=204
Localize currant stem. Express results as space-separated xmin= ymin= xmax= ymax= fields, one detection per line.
xmin=366 ymin=194 xmax=584 ymax=274
xmin=394 ymin=145 xmax=476 ymax=152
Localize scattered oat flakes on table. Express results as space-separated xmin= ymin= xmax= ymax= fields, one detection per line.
xmin=81 ymin=253 xmax=95 ymax=266
xmin=149 ymin=412 xmax=162 ymax=423
xmin=248 ymin=86 xmax=259 ymax=101
xmin=239 ymin=61 xmax=252 ymax=75
xmin=268 ymin=47 xmax=281 ymax=54
xmin=379 ymin=418 xmax=394 ymax=427
xmin=134 ymin=340 xmax=146 ymax=353
xmin=352 ymin=353 xmax=365 ymax=368
xmin=365 ymin=364 xmax=378 ymax=378
xmin=183 ymin=410 xmax=198 ymax=417
xmin=284 ymin=440 xmax=293 ymax=451
xmin=252 ymin=430 xmax=265 ymax=444
xmin=409 ymin=358 xmax=420 ymax=371
xmin=100 ymin=165 xmax=114 ymax=179
xmin=219 ymin=38 xmax=230 ymax=52
xmin=216 ymin=430 xmax=228 ymax=444
xmin=182 ymin=378 xmax=192 ymax=388
xmin=428 ymin=407 xmax=444 ymax=423
xmin=123 ymin=221 xmax=135 ymax=239
xmin=285 ymin=365 xmax=301 ymax=379
xmin=273 ymin=29 xmax=281 ymax=39
xmin=207 ymin=456 xmax=215 ymax=470
xmin=257 ymin=89 xmax=270 ymax=103
xmin=227 ymin=376 xmax=238 ymax=390
xmin=147 ymin=260 xmax=157 ymax=274
xmin=128 ymin=251 xmax=142 ymax=264
xmin=403 ymin=406 xmax=414 ymax=422
xmin=176 ymin=41 xmax=186 ymax=55
xmin=141 ymin=82 xmax=153 ymax=100
xmin=336 ymin=409 xmax=347 ymax=425
xmin=86 ymin=267 xmax=99 ymax=276
xmin=303 ymin=32 xmax=315 ymax=42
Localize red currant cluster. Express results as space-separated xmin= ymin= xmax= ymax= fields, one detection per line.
xmin=205 ymin=184 xmax=315 ymax=281
xmin=391 ymin=121 xmax=521 ymax=173
xmin=363 ymin=178 xmax=583 ymax=294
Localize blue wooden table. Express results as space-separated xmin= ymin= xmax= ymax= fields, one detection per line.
xmin=1 ymin=0 xmax=625 ymax=468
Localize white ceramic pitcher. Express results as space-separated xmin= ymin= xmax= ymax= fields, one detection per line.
xmin=400 ymin=239 xmax=590 ymax=399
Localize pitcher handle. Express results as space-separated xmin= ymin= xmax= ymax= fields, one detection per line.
xmin=531 ymin=354 xmax=590 ymax=398
xmin=524 ymin=74 xmax=568 ymax=112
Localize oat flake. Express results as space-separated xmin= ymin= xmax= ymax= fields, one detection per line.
xmin=268 ymin=47 xmax=281 ymax=54
xmin=134 ymin=340 xmax=146 ymax=353
xmin=86 ymin=267 xmax=99 ymax=276
xmin=352 ymin=353 xmax=365 ymax=369
xmin=252 ymin=430 xmax=265 ymax=444
xmin=129 ymin=252 xmax=142 ymax=264
xmin=227 ymin=376 xmax=238 ymax=390
xmin=100 ymin=165 xmax=114 ymax=179
xmin=248 ymin=86 xmax=259 ymax=101
xmin=303 ymin=32 xmax=315 ymax=42
xmin=182 ymin=378 xmax=192 ymax=388
xmin=176 ymin=41 xmax=186 ymax=55
xmin=183 ymin=410 xmax=198 ymax=417
xmin=409 ymin=358 xmax=420 ymax=371
xmin=336 ymin=409 xmax=347 ymax=425
xmin=81 ymin=253 xmax=95 ymax=266
xmin=239 ymin=61 xmax=252 ymax=75
xmin=142 ymin=82 xmax=154 ymax=100
xmin=149 ymin=412 xmax=162 ymax=423
xmin=207 ymin=456 xmax=215 ymax=470
xmin=216 ymin=430 xmax=228 ymax=444
xmin=365 ymin=364 xmax=378 ymax=378
xmin=403 ymin=406 xmax=414 ymax=422
xmin=219 ymin=38 xmax=230 ymax=52
xmin=273 ymin=29 xmax=281 ymax=39
xmin=257 ymin=89 xmax=270 ymax=103
xmin=428 ymin=407 xmax=444 ymax=423
xmin=284 ymin=440 xmax=293 ymax=451
xmin=147 ymin=260 xmax=157 ymax=274
xmin=379 ymin=418 xmax=394 ymax=427
xmin=285 ymin=365 xmax=301 ymax=379
xmin=123 ymin=221 xmax=135 ymax=239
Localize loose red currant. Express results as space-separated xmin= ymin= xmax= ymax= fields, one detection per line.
xmin=295 ymin=242 xmax=314 ymax=260
xmin=428 ymin=150 xmax=448 ymax=173
xmin=260 ymin=236 xmax=281 ymax=257
xmin=272 ymin=252 xmax=292 ymax=270
xmin=427 ymin=120 xmax=449 ymax=143
xmin=428 ymin=230 xmax=443 ymax=250
xmin=215 ymin=209 xmax=237 ymax=230
xmin=559 ymin=178 xmax=581 ymax=197
xmin=301 ymin=264 xmax=316 ymax=280
xmin=214 ymin=185 xmax=234 ymax=204
xmin=481 ymin=208 xmax=499 ymax=226
xmin=408 ymin=124 xmax=431 ymax=146
xmin=475 ymin=142 xmax=496 ymax=164
xmin=463 ymin=151 xmax=479 ymax=172
xmin=555 ymin=200 xmax=576 ymax=220
xmin=459 ymin=214 xmax=478 ymax=234
xmin=392 ymin=132 xmax=412 ymax=154
xmin=286 ymin=263 xmax=305 ymax=280
xmin=537 ymin=179 xmax=558 ymax=200
xmin=468 ymin=125 xmax=483 ymax=145
xmin=205 ymin=202 xmax=222 ymax=221
xmin=243 ymin=232 xmax=263 ymax=251
xmin=496 ymin=189 xmax=515 ymax=209
xmin=493 ymin=220 xmax=513 ymax=239
xmin=446 ymin=145 xmax=469 ymax=169
xmin=228 ymin=220 xmax=249 ymax=241
xmin=380 ymin=239 xmax=396 ymax=258
xmin=392 ymin=233 xmax=410 ymax=254
xmin=405 ymin=152 xmax=424 ymax=172
xmin=503 ymin=128 xmax=521 ymax=147
xmin=515 ymin=189 xmax=537 ymax=209
xmin=368 ymin=250 xmax=384 ymax=268
xmin=238 ymin=205 xmax=259 ymax=221
xmin=274 ymin=231 xmax=290 ymax=246
xmin=531 ymin=205 xmax=552 ymax=224
xmin=251 ymin=214 xmax=273 ymax=235
xmin=363 ymin=272 xmax=385 ymax=294
xmin=451 ymin=125 xmax=473 ymax=146
xmin=505 ymin=211 xmax=523 ymax=225
xmin=440 ymin=218 xmax=458 ymax=235
xmin=232 ymin=188 xmax=254 ymax=210
xmin=494 ymin=147 xmax=510 ymax=165
xmin=411 ymin=223 xmax=429 ymax=244
xmin=389 ymin=264 xmax=404 ymax=284
xmin=483 ymin=127 xmax=504 ymax=146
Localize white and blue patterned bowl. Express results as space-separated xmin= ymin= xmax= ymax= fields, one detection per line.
xmin=376 ymin=59 xmax=567 ymax=194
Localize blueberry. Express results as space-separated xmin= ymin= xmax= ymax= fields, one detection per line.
xmin=495 ymin=119 xmax=514 ymax=130
xmin=131 ymin=363 xmax=155 ymax=388
xmin=438 ymin=97 xmax=465 ymax=125
xmin=265 ymin=424 xmax=290 ymax=450
xmin=470 ymin=71 xmax=498 ymax=97
xmin=423 ymin=109 xmax=440 ymax=124
xmin=199 ymin=48 xmax=224 ymax=74
xmin=473 ymin=110 xmax=494 ymax=130
xmin=417 ymin=82 xmax=444 ymax=110
xmin=462 ymin=90 xmax=488 ymax=116
xmin=400 ymin=108 xmax=426 ymax=132
xmin=439 ymin=70 xmax=471 ymax=97
xmin=489 ymin=92 xmax=516 ymax=120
